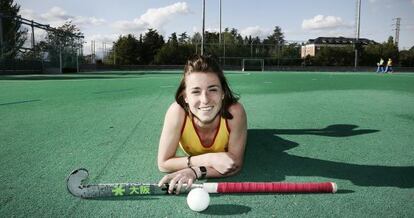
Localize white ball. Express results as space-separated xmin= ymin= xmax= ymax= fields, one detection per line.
xmin=186 ymin=188 xmax=210 ymax=212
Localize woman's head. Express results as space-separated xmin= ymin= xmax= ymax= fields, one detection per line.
xmin=175 ymin=55 xmax=239 ymax=121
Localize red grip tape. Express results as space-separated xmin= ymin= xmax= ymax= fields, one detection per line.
xmin=217 ymin=182 xmax=335 ymax=193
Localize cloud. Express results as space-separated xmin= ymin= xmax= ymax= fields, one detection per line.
xmin=240 ymin=26 xmax=271 ymax=39
xmin=40 ymin=6 xmax=72 ymax=21
xmin=20 ymin=9 xmax=39 ymax=20
xmin=112 ymin=2 xmax=189 ymax=34
xmin=20 ymin=7 xmax=105 ymax=28
xmin=302 ymin=15 xmax=350 ymax=30
xmin=86 ymin=34 xmax=119 ymax=43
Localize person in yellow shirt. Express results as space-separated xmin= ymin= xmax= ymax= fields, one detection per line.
xmin=376 ymin=58 xmax=385 ymax=73
xmin=385 ymin=58 xmax=393 ymax=73
xmin=157 ymin=55 xmax=247 ymax=194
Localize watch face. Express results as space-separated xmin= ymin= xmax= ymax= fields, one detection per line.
xmin=199 ymin=166 xmax=207 ymax=179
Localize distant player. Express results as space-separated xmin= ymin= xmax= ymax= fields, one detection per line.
xmin=385 ymin=58 xmax=393 ymax=73
xmin=376 ymin=58 xmax=385 ymax=73
xmin=157 ymin=55 xmax=247 ymax=194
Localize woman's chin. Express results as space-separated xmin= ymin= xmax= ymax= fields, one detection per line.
xmin=194 ymin=114 xmax=216 ymax=124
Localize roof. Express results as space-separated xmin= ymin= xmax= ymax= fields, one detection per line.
xmin=306 ymin=37 xmax=377 ymax=45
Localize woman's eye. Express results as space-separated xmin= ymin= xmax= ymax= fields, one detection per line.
xmin=191 ymin=91 xmax=200 ymax=94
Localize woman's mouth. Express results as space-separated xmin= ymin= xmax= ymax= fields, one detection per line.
xmin=199 ymin=106 xmax=213 ymax=111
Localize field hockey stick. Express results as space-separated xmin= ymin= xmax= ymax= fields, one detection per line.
xmin=67 ymin=168 xmax=337 ymax=198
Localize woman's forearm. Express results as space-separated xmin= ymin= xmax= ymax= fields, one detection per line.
xmin=159 ymin=152 xmax=242 ymax=175
xmin=158 ymin=153 xmax=211 ymax=173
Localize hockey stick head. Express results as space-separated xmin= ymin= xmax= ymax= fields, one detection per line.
xmin=67 ymin=168 xmax=89 ymax=198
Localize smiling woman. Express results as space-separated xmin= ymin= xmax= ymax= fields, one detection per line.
xmin=157 ymin=55 xmax=247 ymax=194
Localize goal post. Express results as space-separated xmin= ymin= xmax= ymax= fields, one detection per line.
xmin=242 ymin=58 xmax=264 ymax=71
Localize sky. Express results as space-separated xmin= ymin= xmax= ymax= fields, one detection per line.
xmin=16 ymin=0 xmax=414 ymax=56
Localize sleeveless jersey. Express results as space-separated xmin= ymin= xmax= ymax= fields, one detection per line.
xmin=179 ymin=116 xmax=230 ymax=156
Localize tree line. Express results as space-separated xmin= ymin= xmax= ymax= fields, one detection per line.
xmin=101 ymin=27 xmax=414 ymax=67
xmin=103 ymin=26 xmax=299 ymax=66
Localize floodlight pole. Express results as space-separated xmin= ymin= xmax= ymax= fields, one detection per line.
xmin=393 ymin=17 xmax=401 ymax=49
xmin=113 ymin=41 xmax=116 ymax=65
xmin=31 ymin=20 xmax=35 ymax=56
xmin=201 ymin=0 xmax=205 ymax=55
xmin=354 ymin=0 xmax=361 ymax=70
xmin=76 ymin=47 xmax=79 ymax=73
xmin=0 ymin=14 xmax=4 ymax=57
xmin=59 ymin=47 xmax=63 ymax=73
xmin=219 ymin=0 xmax=222 ymax=45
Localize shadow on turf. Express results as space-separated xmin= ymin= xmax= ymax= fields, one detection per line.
xmin=0 ymin=75 xmax=137 ymax=80
xmin=225 ymin=124 xmax=414 ymax=189
xmin=87 ymin=196 xmax=160 ymax=201
xmin=0 ymin=72 xmax=180 ymax=80
xmin=201 ymin=204 xmax=251 ymax=215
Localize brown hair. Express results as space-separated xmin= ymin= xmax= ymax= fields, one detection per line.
xmin=175 ymin=55 xmax=239 ymax=119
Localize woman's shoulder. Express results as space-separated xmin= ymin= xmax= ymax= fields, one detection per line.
xmin=226 ymin=102 xmax=247 ymax=133
xmin=167 ymin=102 xmax=185 ymax=113
xmin=228 ymin=102 xmax=246 ymax=117
xmin=227 ymin=102 xmax=246 ymax=126
xmin=165 ymin=102 xmax=186 ymax=123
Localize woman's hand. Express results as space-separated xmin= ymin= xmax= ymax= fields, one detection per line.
xmin=157 ymin=168 xmax=197 ymax=194
xmin=209 ymin=153 xmax=237 ymax=175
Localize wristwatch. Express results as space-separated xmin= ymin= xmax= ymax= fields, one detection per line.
xmin=199 ymin=166 xmax=207 ymax=179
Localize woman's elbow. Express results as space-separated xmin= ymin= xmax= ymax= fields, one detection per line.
xmin=157 ymin=161 xmax=171 ymax=173
xmin=227 ymin=162 xmax=243 ymax=177
xmin=158 ymin=165 xmax=168 ymax=173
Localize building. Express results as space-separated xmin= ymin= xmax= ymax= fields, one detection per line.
xmin=301 ymin=37 xmax=377 ymax=58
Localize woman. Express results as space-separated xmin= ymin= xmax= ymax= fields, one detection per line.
xmin=157 ymin=55 xmax=247 ymax=194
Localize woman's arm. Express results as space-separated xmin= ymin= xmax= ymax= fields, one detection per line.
xmin=157 ymin=102 xmax=247 ymax=194
xmin=157 ymin=102 xmax=188 ymax=172
xmin=182 ymin=102 xmax=248 ymax=176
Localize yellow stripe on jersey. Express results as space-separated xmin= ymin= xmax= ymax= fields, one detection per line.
xmin=179 ymin=115 xmax=230 ymax=156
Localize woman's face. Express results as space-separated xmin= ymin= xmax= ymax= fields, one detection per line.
xmin=184 ymin=72 xmax=224 ymax=124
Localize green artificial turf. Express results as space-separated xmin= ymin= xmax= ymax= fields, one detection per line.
xmin=0 ymin=71 xmax=413 ymax=217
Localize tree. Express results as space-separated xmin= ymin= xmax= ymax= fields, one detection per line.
xmin=0 ymin=0 xmax=27 ymax=60
xmin=113 ymin=34 xmax=141 ymax=65
xmin=142 ymin=29 xmax=164 ymax=64
xmin=43 ymin=21 xmax=83 ymax=71
xmin=313 ymin=46 xmax=354 ymax=66
xmin=155 ymin=32 xmax=195 ymax=64
xmin=263 ymin=26 xmax=285 ymax=58
xmin=267 ymin=26 xmax=285 ymax=44
xmin=382 ymin=36 xmax=398 ymax=63
xmin=178 ymin=32 xmax=189 ymax=44
xmin=360 ymin=43 xmax=382 ymax=66
xmin=191 ymin=32 xmax=202 ymax=45
xmin=168 ymin=32 xmax=178 ymax=45
xmin=399 ymin=46 xmax=414 ymax=67
xmin=281 ymin=43 xmax=301 ymax=65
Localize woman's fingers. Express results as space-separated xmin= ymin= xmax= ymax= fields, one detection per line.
xmin=168 ymin=174 xmax=181 ymax=194
xmin=158 ymin=174 xmax=170 ymax=187
xmin=158 ymin=168 xmax=197 ymax=194
xmin=175 ymin=179 xmax=183 ymax=195
xmin=186 ymin=178 xmax=194 ymax=190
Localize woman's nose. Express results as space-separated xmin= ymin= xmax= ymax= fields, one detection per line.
xmin=200 ymin=91 xmax=209 ymax=104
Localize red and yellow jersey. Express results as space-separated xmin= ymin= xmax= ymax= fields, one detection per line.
xmin=179 ymin=116 xmax=230 ymax=156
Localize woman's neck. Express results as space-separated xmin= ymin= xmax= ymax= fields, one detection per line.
xmin=193 ymin=115 xmax=220 ymax=133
